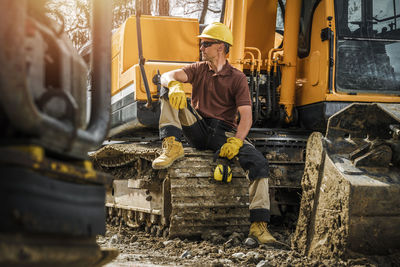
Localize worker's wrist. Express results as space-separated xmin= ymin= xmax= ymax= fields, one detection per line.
xmin=234 ymin=136 xmax=244 ymax=141
xmin=228 ymin=137 xmax=243 ymax=147
xmin=168 ymin=80 xmax=182 ymax=88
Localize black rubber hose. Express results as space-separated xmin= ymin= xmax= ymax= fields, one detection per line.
xmin=136 ymin=11 xmax=152 ymax=108
xmin=254 ymin=71 xmax=260 ymax=124
xmin=266 ymin=71 xmax=272 ymax=119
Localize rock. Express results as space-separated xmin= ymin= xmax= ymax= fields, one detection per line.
xmin=211 ymin=261 xmax=224 ymax=267
xmin=175 ymin=241 xmax=183 ymax=248
xmin=259 ymin=244 xmax=274 ymax=250
xmin=109 ymin=234 xmax=119 ymax=245
xmin=212 ymin=259 xmax=233 ymax=266
xmin=232 ymin=252 xmax=245 ymax=259
xmin=244 ymin=237 xmax=258 ymax=248
xmin=256 ymin=260 xmax=270 ymax=267
xmin=202 ymin=231 xmax=225 ymax=244
xmin=180 ymin=250 xmax=191 ymax=259
xmin=130 ymin=235 xmax=138 ymax=242
xmin=224 ymin=238 xmax=233 ymax=246
xmin=224 ymin=235 xmax=241 ymax=247
xmin=232 ymin=238 xmax=241 ymax=247
xmin=246 ymin=251 xmax=261 ymax=259
xmin=222 ymin=259 xmax=233 ymax=264
xmin=212 ymin=236 xmax=225 ymax=244
xmin=163 ymin=240 xmax=174 ymax=246
xmin=224 ymin=242 xmax=232 ymax=249
xmin=156 ymin=241 xmax=165 ymax=249
xmin=97 ymin=236 xmax=107 ymax=245
xmin=291 ymin=251 xmax=301 ymax=258
xmin=228 ymin=232 xmax=243 ymax=241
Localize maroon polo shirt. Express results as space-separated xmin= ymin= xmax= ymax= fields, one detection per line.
xmin=182 ymin=61 xmax=251 ymax=128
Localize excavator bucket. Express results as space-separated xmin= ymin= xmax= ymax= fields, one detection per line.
xmin=293 ymin=103 xmax=400 ymax=258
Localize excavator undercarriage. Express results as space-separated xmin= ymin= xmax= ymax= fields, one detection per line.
xmin=91 ymin=128 xmax=308 ymax=238
xmin=92 ymin=143 xmax=250 ymax=238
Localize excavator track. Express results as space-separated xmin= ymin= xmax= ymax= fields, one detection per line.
xmin=91 ymin=142 xmax=250 ymax=238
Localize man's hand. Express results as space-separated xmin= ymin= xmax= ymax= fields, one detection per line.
xmin=168 ymin=81 xmax=187 ymax=110
xmin=219 ymin=137 xmax=243 ymax=159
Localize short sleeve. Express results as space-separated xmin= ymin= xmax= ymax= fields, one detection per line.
xmin=234 ymin=74 xmax=251 ymax=107
xmin=182 ymin=62 xmax=201 ymax=84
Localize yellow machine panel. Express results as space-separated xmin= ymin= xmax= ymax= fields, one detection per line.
xmin=134 ymin=62 xmax=193 ymax=100
xmin=244 ymin=0 xmax=278 ymax=65
xmin=111 ymin=15 xmax=199 ymax=98
xmin=295 ymin=0 xmax=333 ymax=106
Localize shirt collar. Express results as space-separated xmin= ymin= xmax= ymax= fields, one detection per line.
xmin=206 ymin=60 xmax=232 ymax=77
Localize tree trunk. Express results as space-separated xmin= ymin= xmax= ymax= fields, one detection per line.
xmin=135 ymin=0 xmax=152 ymax=15
xmin=199 ymin=0 xmax=209 ymax=24
xmin=158 ymin=0 xmax=169 ymax=16
xmin=220 ymin=0 xmax=226 ymax=22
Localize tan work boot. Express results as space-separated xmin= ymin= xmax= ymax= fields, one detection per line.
xmin=248 ymin=221 xmax=277 ymax=245
xmin=152 ymin=136 xmax=184 ymax=169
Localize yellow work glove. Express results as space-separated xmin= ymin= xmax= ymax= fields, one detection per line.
xmin=219 ymin=137 xmax=243 ymax=160
xmin=168 ymin=81 xmax=187 ymax=110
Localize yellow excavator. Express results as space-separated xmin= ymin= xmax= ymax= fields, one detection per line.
xmin=0 ymin=1 xmax=116 ymax=266
xmin=92 ymin=0 xmax=400 ymax=258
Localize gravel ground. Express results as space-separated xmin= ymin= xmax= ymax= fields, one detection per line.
xmin=97 ymin=225 xmax=399 ymax=267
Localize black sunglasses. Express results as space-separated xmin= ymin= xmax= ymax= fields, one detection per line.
xmin=200 ymin=41 xmax=221 ymax=48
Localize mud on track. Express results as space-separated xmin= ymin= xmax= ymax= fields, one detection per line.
xmin=97 ymin=225 xmax=399 ymax=267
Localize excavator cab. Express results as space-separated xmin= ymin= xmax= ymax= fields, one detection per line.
xmin=276 ymin=0 xmax=400 ymax=131
xmin=335 ymin=0 xmax=400 ymax=95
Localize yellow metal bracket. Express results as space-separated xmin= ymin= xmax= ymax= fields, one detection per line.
xmin=0 ymin=145 xmax=113 ymax=187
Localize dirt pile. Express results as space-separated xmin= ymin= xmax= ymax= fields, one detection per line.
xmin=97 ymin=225 xmax=399 ymax=266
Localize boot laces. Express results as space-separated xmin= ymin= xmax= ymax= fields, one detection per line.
xmin=162 ymin=137 xmax=175 ymax=155
xmin=258 ymin=222 xmax=268 ymax=232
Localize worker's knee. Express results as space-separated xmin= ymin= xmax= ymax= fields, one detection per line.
xmin=238 ymin=144 xmax=269 ymax=181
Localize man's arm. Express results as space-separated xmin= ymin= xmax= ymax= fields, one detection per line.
xmin=161 ymin=69 xmax=189 ymax=87
xmin=236 ymin=105 xmax=252 ymax=140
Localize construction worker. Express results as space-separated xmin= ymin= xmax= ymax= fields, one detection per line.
xmin=152 ymin=22 xmax=277 ymax=246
